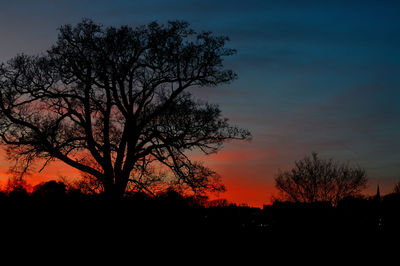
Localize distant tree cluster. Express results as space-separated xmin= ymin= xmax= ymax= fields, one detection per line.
xmin=0 ymin=177 xmax=233 ymax=208
xmin=274 ymin=152 xmax=368 ymax=205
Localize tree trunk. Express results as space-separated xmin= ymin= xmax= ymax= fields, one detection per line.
xmin=103 ymin=184 xmax=122 ymax=200
xmin=103 ymin=171 xmax=124 ymax=200
xmin=103 ymin=175 xmax=129 ymax=201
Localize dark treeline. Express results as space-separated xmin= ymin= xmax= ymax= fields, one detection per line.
xmin=1 ymin=179 xmax=399 ymax=243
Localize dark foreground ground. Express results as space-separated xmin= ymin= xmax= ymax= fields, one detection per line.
xmin=1 ymin=194 xmax=399 ymax=243
xmin=1 ymin=190 xmax=398 ymax=261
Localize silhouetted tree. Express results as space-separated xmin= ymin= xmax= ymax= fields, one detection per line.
xmin=393 ymin=181 xmax=400 ymax=194
xmin=71 ymin=172 xmax=105 ymax=196
xmin=156 ymin=188 xmax=187 ymax=205
xmin=207 ymin=198 xmax=230 ymax=207
xmin=5 ymin=177 xmax=30 ymax=199
xmin=32 ymin=180 xmax=67 ymax=199
xmin=274 ymin=152 xmax=367 ymax=205
xmin=0 ymin=19 xmax=250 ymax=199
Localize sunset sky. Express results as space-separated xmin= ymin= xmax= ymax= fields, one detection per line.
xmin=0 ymin=0 xmax=399 ymax=207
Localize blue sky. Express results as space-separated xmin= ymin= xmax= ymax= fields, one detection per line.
xmin=0 ymin=0 xmax=399 ymax=205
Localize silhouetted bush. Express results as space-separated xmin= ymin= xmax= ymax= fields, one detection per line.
xmin=8 ymin=186 xmax=29 ymax=200
xmin=32 ymin=181 xmax=67 ymax=199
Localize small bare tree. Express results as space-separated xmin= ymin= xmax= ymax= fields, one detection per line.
xmin=393 ymin=181 xmax=400 ymax=194
xmin=274 ymin=152 xmax=368 ymax=205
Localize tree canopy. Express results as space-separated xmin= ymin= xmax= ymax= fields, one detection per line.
xmin=0 ymin=19 xmax=250 ymax=199
xmin=274 ymin=152 xmax=368 ymax=205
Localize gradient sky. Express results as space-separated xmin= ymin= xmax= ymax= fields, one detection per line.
xmin=0 ymin=0 xmax=399 ymax=207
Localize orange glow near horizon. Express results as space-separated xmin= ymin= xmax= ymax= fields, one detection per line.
xmin=0 ymin=149 xmax=82 ymax=190
xmin=0 ymin=146 xmax=394 ymax=208
xmin=0 ymin=145 xmax=275 ymax=207
xmin=197 ymin=145 xmax=279 ymax=207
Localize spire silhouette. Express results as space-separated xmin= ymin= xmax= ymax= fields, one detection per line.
xmin=375 ymin=184 xmax=381 ymax=202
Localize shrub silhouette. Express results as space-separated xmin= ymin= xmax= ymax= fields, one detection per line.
xmin=32 ymin=180 xmax=67 ymax=199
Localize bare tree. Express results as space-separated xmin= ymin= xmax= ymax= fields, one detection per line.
xmin=274 ymin=152 xmax=367 ymax=205
xmin=393 ymin=181 xmax=400 ymax=194
xmin=0 ymin=19 xmax=250 ymax=199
